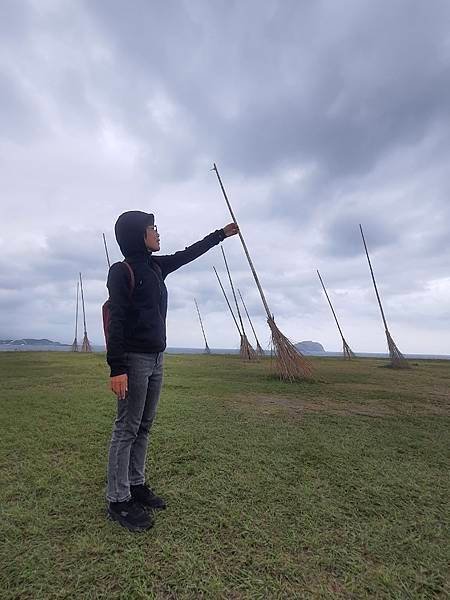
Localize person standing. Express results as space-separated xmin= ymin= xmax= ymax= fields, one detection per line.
xmin=106 ymin=210 xmax=238 ymax=532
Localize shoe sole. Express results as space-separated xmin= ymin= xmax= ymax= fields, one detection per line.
xmin=133 ymin=499 xmax=167 ymax=511
xmin=107 ymin=509 xmax=154 ymax=532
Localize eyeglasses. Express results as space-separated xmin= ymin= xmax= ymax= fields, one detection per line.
xmin=147 ymin=224 xmax=158 ymax=232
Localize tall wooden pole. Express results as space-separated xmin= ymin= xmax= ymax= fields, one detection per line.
xmin=212 ymin=163 xmax=271 ymax=319
xmin=359 ymin=225 xmax=389 ymax=331
xmin=194 ymin=298 xmax=211 ymax=354
xmin=317 ymin=270 xmax=345 ymax=339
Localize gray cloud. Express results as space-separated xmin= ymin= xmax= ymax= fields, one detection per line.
xmin=84 ymin=0 xmax=450 ymax=180
xmin=0 ymin=70 xmax=42 ymax=141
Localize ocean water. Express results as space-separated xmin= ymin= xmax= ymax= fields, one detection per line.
xmin=0 ymin=344 xmax=449 ymax=360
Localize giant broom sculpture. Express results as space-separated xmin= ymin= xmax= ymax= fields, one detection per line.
xmin=212 ymin=163 xmax=312 ymax=380
xmin=194 ymin=298 xmax=211 ymax=354
xmin=213 ymin=266 xmax=249 ymax=357
xmin=359 ymin=224 xmax=409 ymax=369
xmin=79 ymin=272 xmax=92 ymax=353
xmin=238 ymin=288 xmax=265 ymax=356
xmin=221 ymin=246 xmax=257 ymax=360
xmin=317 ymin=270 xmax=355 ymax=359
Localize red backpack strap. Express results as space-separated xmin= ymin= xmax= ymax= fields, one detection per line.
xmin=122 ymin=261 xmax=135 ymax=296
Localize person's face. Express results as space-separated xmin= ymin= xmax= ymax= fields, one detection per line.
xmin=144 ymin=224 xmax=160 ymax=252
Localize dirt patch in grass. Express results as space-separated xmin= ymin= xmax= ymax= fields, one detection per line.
xmin=233 ymin=393 xmax=450 ymax=417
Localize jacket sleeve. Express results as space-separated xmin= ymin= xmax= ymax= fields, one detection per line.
xmin=156 ymin=229 xmax=226 ymax=279
xmin=106 ymin=263 xmax=132 ymax=377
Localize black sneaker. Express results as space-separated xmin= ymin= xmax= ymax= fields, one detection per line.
xmin=130 ymin=483 xmax=167 ymax=510
xmin=107 ymin=499 xmax=154 ymax=532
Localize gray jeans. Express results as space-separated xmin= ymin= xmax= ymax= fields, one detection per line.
xmin=106 ymin=352 xmax=164 ymax=503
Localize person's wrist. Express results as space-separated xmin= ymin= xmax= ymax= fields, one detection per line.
xmin=110 ymin=370 xmax=126 ymax=378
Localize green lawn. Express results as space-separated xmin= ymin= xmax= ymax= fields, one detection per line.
xmin=0 ymin=352 xmax=449 ymax=599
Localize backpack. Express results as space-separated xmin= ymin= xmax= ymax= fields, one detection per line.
xmin=102 ymin=261 xmax=135 ymax=348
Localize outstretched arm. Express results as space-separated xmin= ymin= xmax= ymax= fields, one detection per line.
xmin=156 ymin=223 xmax=239 ymax=278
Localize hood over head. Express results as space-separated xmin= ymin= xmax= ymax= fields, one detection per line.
xmin=115 ymin=210 xmax=155 ymax=258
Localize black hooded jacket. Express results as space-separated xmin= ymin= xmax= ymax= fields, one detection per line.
xmin=106 ymin=211 xmax=225 ymax=376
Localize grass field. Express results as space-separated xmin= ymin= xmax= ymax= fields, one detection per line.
xmin=0 ymin=352 xmax=449 ymax=599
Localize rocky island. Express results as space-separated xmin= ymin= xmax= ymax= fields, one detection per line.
xmin=295 ymin=341 xmax=326 ymax=354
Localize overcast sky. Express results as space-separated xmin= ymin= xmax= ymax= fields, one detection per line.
xmin=1 ymin=0 xmax=449 ymax=354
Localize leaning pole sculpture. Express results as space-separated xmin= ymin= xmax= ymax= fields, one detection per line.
xmin=79 ymin=272 xmax=92 ymax=353
xmin=213 ymin=266 xmax=247 ymax=354
xmin=317 ymin=270 xmax=355 ymax=359
xmin=237 ymin=288 xmax=265 ymax=356
xmin=359 ymin=224 xmax=409 ymax=369
xmin=212 ymin=163 xmax=312 ymax=380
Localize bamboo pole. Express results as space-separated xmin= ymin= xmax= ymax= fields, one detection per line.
xmin=212 ymin=163 xmax=312 ymax=380
xmin=194 ymin=298 xmax=211 ymax=354
xmin=316 ymin=270 xmax=355 ymax=359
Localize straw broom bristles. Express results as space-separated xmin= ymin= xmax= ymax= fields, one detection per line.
xmin=240 ymin=334 xmax=257 ymax=360
xmin=255 ymin=341 xmax=266 ymax=357
xmin=343 ymin=339 xmax=356 ymax=359
xmin=386 ymin=329 xmax=410 ymax=369
xmin=213 ymin=163 xmax=312 ymax=380
xmin=267 ymin=316 xmax=313 ymax=380
xmin=81 ymin=333 xmax=92 ymax=353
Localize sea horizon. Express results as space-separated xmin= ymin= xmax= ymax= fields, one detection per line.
xmin=0 ymin=344 xmax=449 ymax=360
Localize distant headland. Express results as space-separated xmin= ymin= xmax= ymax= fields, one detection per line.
xmin=295 ymin=341 xmax=326 ymax=354
xmin=0 ymin=339 xmax=69 ymax=347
